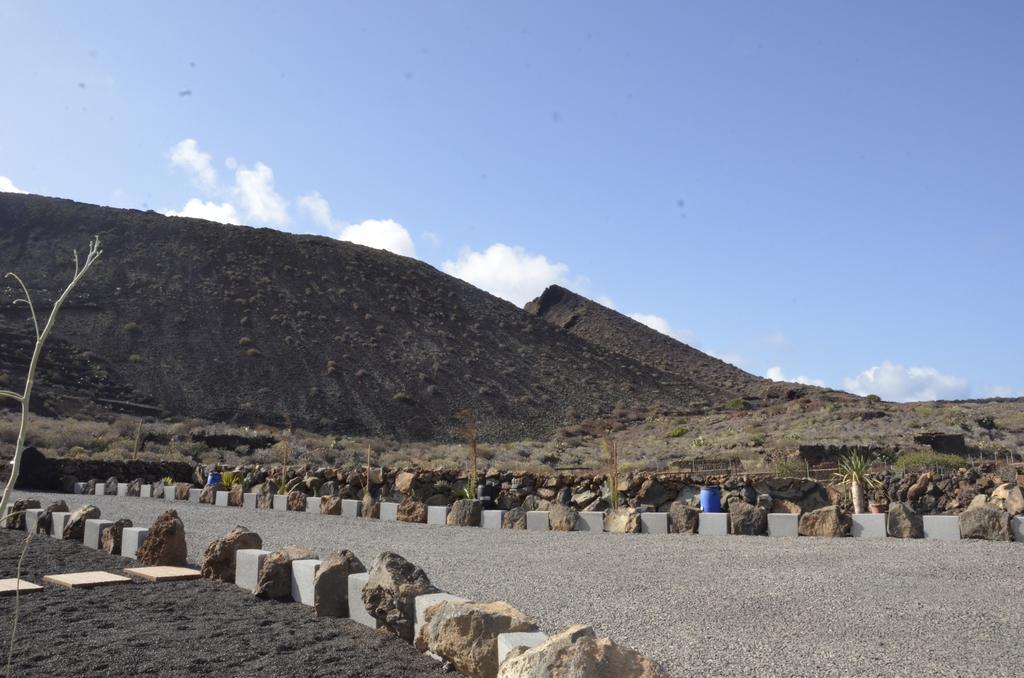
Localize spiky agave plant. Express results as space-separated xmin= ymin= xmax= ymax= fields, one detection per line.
xmin=834 ymin=450 xmax=881 ymax=514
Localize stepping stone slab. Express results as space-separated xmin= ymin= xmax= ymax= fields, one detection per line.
xmin=49 ymin=512 xmax=70 ymax=539
xmin=84 ymin=519 xmax=114 ymax=550
xmin=923 ymin=515 xmax=961 ymax=540
xmin=117 ymin=483 xmax=129 ymax=497
xmin=851 ymin=513 xmax=886 ymax=538
xmin=498 ymin=631 xmax=549 ymax=665
xmin=576 ymin=511 xmax=604 ymax=532
xmin=698 ymin=512 xmax=728 ymax=536
xmin=215 ymin=491 xmax=230 ymax=507
xmin=122 ymin=527 xmax=149 ymax=559
xmin=347 ymin=572 xmax=379 ymax=629
xmin=481 ymin=509 xmax=506 ymax=529
xmin=414 ymin=592 xmax=468 ymax=640
xmin=140 ymin=484 xmax=152 ymax=498
xmin=526 ymin=511 xmax=550 ymax=531
xmin=768 ymin=513 xmax=800 ymax=537
xmin=290 ymin=559 xmax=322 ymax=606
xmin=243 ymin=493 xmax=259 ymax=509
xmin=24 ymin=508 xmax=44 ymax=534
xmin=235 ymin=549 xmax=271 ymax=593
xmin=0 ymin=579 xmax=43 ymax=596
xmin=124 ymin=566 xmax=202 ymax=582
xmin=342 ymin=499 xmax=363 ymax=518
xmin=272 ymin=494 xmax=288 ymax=511
xmin=379 ymin=502 xmax=399 ymax=521
xmin=427 ymin=506 xmax=449 ymax=526
xmin=43 ymin=571 xmax=131 ymax=589
xmin=640 ymin=512 xmax=669 ymax=534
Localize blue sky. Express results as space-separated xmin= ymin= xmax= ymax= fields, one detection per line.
xmin=1 ymin=1 xmax=1022 ymax=401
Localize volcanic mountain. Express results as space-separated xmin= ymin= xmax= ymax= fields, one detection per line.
xmin=0 ymin=193 xmax=773 ymax=440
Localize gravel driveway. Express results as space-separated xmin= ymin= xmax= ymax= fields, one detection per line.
xmin=15 ymin=491 xmax=1024 ymax=676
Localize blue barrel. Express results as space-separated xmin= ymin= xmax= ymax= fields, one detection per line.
xmin=207 ymin=472 xmax=222 ymax=487
xmin=699 ymin=486 xmax=722 ymax=513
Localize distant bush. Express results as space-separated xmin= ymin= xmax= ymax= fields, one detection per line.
xmin=128 ymin=354 xmax=142 ymax=363
xmin=245 ymin=348 xmax=262 ymax=357
xmin=667 ymin=427 xmax=688 ymax=438
xmin=976 ymin=415 xmax=996 ymax=430
xmin=895 ymin=450 xmax=966 ymax=472
xmin=727 ymin=399 xmax=751 ymax=411
xmin=774 ymin=459 xmax=805 ymax=478
xmin=123 ymin=322 xmax=141 ymax=334
xmin=238 ymin=337 xmax=252 ymax=346
xmin=865 ymin=394 xmax=882 ymax=403
xmin=750 ymin=432 xmax=767 ymax=447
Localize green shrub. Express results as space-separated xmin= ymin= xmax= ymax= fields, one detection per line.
xmin=162 ymin=476 xmax=174 ymax=486
xmin=245 ymin=348 xmax=262 ymax=357
xmin=750 ymin=433 xmax=767 ymax=447
xmin=865 ymin=394 xmax=882 ymax=403
xmin=774 ymin=459 xmax=805 ymax=478
xmin=727 ymin=398 xmax=751 ymax=411
xmin=667 ymin=427 xmax=688 ymax=438
xmin=895 ymin=450 xmax=966 ymax=471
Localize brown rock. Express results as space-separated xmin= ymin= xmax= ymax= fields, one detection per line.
xmin=729 ymin=501 xmax=768 ymax=536
xmin=5 ymin=499 xmax=41 ymax=530
xmin=174 ymin=483 xmax=191 ymax=500
xmin=287 ymin=490 xmax=307 ymax=511
xmin=771 ymin=498 xmax=802 ymax=514
xmin=362 ymin=552 xmax=439 ymax=641
xmin=447 ymin=499 xmax=482 ymax=527
xmin=104 ymin=477 xmax=118 ymax=495
xmin=255 ymin=545 xmax=316 ymax=599
xmin=604 ymin=507 xmax=641 ymax=534
xmin=101 ymin=518 xmax=133 ymax=555
xmin=137 ymin=510 xmax=188 ymax=566
xmin=668 ymin=502 xmax=699 ymax=534
xmin=497 ymin=624 xmax=669 ymax=678
xmin=886 ymin=502 xmax=923 ymax=539
xmin=960 ymin=506 xmax=1011 ymax=541
xmin=395 ymin=471 xmax=417 ymax=494
xmin=417 ymin=601 xmax=538 ymax=678
xmin=362 ymin=493 xmax=380 ymax=519
xmin=1004 ymin=486 xmax=1024 ymax=516
xmin=199 ymin=484 xmax=218 ymax=504
xmin=547 ymin=503 xmax=579 ymax=531
xmin=798 ymin=505 xmax=850 ymax=537
xmin=200 ymin=526 xmax=262 ymax=582
xmin=320 ymin=496 xmax=342 ymax=515
xmin=397 ymin=498 xmax=428 ymax=523
xmin=63 ymin=504 xmax=101 ymax=541
xmin=314 ymin=550 xmax=366 ymax=617
xmin=256 ymin=482 xmax=276 ymax=509
xmin=503 ymin=507 xmax=528 ymax=530
xmin=35 ymin=500 xmax=69 ymax=534
xmin=907 ymin=472 xmax=933 ymax=503
xmin=127 ymin=479 xmax=143 ymax=496
xmin=228 ymin=484 xmax=244 ymax=507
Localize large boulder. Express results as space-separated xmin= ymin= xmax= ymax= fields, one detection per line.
xmin=395 ymin=471 xmax=417 ymax=494
xmin=228 ymin=483 xmax=244 ymax=507
xmin=201 ymin=526 xmax=263 ymax=582
xmin=4 ymin=498 xmax=41 ymax=530
xmin=604 ymin=508 xmax=641 ymax=534
xmin=362 ymin=493 xmax=380 ymax=519
xmin=906 ymin=472 xmax=933 ymax=503
xmin=728 ymin=502 xmax=767 ymax=536
xmin=548 ymin=503 xmax=579 ymax=531
xmin=668 ymin=502 xmax=699 ymax=534
xmin=199 ymin=484 xmax=218 ymax=504
xmin=7 ymin=446 xmax=60 ymax=491
xmin=314 ymin=551 xmax=366 ymax=617
xmin=83 ymin=479 xmax=97 ymax=495
xmin=255 ymin=482 xmax=276 ymax=509
xmin=101 ymin=518 xmax=133 ymax=555
xmin=397 ymin=498 xmax=428 ymax=523
xmin=960 ymin=506 xmax=1011 ymax=541
xmin=127 ymin=478 xmax=143 ymax=497
xmin=320 ymin=496 xmax=342 ymax=515
xmin=799 ymin=506 xmax=850 ymax=537
xmin=36 ymin=500 xmax=69 ymax=535
xmin=497 ymin=624 xmax=669 ymax=678
xmin=1004 ymin=486 xmax=1024 ymax=517
xmin=361 ymin=552 xmax=439 ymax=642
xmin=104 ymin=477 xmax=118 ymax=495
xmin=174 ymin=483 xmax=191 ymax=500
xmin=416 ymin=601 xmax=538 ymax=678
xmin=503 ymin=507 xmax=528 ymax=530
xmin=256 ymin=545 xmax=316 ymax=599
xmin=287 ymin=490 xmax=307 ymax=512
xmin=635 ymin=479 xmax=672 ymax=508
xmin=63 ymin=504 xmax=101 ymax=541
xmin=887 ymin=502 xmax=923 ymax=539
xmin=136 ymin=510 xmax=188 ymax=566
xmin=448 ymin=499 xmax=482 ymax=527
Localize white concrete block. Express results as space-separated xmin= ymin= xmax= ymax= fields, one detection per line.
xmin=215 ymin=491 xmax=230 ymax=507
xmin=1013 ymin=516 xmax=1024 ymax=543
xmin=117 ymin=483 xmax=129 ymax=497
xmin=73 ymin=482 xmax=86 ymax=495
xmin=24 ymin=508 xmax=44 ymax=534
xmin=164 ymin=485 xmax=178 ymax=501
xmin=93 ymin=484 xmax=104 ymax=495
xmin=140 ymin=484 xmax=152 ymax=498
xmin=273 ymin=494 xmax=288 ymax=511
xmin=698 ymin=512 xmax=728 ymax=536
xmin=189 ymin=488 xmax=202 ymax=503
xmin=380 ymin=502 xmax=399 ymax=521
xmin=84 ymin=519 xmax=113 ymax=550
xmin=923 ymin=515 xmax=961 ymax=541
xmin=50 ymin=512 xmax=70 ymax=539
xmin=526 ymin=511 xmax=550 ymax=531
xmin=498 ymin=631 xmax=549 ymax=665
xmin=414 ymin=592 xmax=468 ymax=639
xmin=640 ymin=512 xmax=669 ymax=534
xmin=347 ymin=572 xmax=379 ymax=628
xmin=243 ymin=493 xmax=259 ymax=509
xmin=427 ymin=506 xmax=449 ymax=526
xmin=342 ymin=499 xmax=363 ymax=518
xmin=305 ymin=499 xmax=320 ymax=512
xmin=482 ymin=509 xmax=506 ymax=529
xmin=576 ymin=511 xmax=604 ymax=532
xmin=290 ymin=559 xmax=322 ymax=606
xmin=850 ymin=513 xmax=886 ymax=538
xmin=122 ymin=527 xmax=149 ymax=559
xmin=236 ymin=549 xmax=272 ymax=593
xmin=768 ymin=513 xmax=800 ymax=537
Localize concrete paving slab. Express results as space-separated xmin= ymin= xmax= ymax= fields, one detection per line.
xmin=243 ymin=493 xmax=258 ymax=509
xmin=189 ymin=488 xmax=202 ymax=503
xmin=117 ymin=483 xmax=129 ymax=497
xmin=43 ymin=571 xmax=131 ymax=589
xmin=1013 ymin=516 xmax=1024 ymax=542
xmin=124 ymin=566 xmax=201 ymax=582
xmin=0 ymin=578 xmax=43 ymax=596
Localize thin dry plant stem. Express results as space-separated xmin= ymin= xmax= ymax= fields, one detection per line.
xmin=6 ymin=528 xmax=32 ymax=678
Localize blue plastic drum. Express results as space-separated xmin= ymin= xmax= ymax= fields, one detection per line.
xmin=207 ymin=472 xmax=222 ymax=487
xmin=699 ymin=486 xmax=722 ymax=513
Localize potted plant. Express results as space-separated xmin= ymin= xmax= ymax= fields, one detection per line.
xmin=868 ymin=485 xmax=889 ymax=514
xmin=834 ymin=450 xmax=882 ymax=514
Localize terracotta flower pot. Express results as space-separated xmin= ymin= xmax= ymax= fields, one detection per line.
xmin=868 ymin=502 xmax=887 ymax=514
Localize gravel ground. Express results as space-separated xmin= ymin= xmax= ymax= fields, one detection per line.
xmin=14 ymin=491 xmax=1024 ymax=677
xmin=0 ymin=528 xmax=448 ymax=678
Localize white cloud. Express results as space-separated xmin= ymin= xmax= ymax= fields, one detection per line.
xmin=844 ymin=361 xmax=969 ymax=402
xmin=169 ymin=139 xmax=217 ymax=191
xmin=297 ymin=192 xmax=333 ymax=229
xmin=232 ymin=162 xmax=288 ymax=226
xmin=165 ymin=198 xmax=239 ymax=224
xmin=628 ymin=313 xmax=694 ymax=343
xmin=982 ymin=385 xmax=1018 ymax=398
xmin=766 ymin=366 xmax=826 ymax=387
xmin=338 ymin=219 xmax=417 ymax=257
xmin=0 ymin=176 xmax=26 ymax=193
xmin=442 ymin=244 xmax=571 ymax=307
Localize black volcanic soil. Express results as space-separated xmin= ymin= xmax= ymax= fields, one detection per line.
xmin=0 ymin=193 xmax=760 ymax=442
xmin=0 ymin=529 xmax=447 ymax=678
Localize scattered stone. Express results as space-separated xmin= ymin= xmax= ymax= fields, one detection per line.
xmin=4 ymin=499 xmax=40 ymax=530
xmin=503 ymin=507 xmax=528 ymax=530
xmin=127 ymin=478 xmax=143 ymax=496
xmin=571 ymin=489 xmax=597 ymax=508
xmin=417 ymin=601 xmax=538 ymax=678
xmin=320 ymin=496 xmax=342 ymax=515
xmin=547 ymin=503 xmax=579 ymax=531
xmin=362 ymin=552 xmax=439 ymax=641
xmin=314 ymin=550 xmax=366 ymax=617
xmin=255 ymin=545 xmax=316 ymax=599
xmin=798 ymin=506 xmax=850 ymax=537
xmin=136 ymin=510 xmax=188 ymax=566
xmin=101 ymin=518 xmax=133 ymax=555
xmin=729 ymin=501 xmax=768 ymax=536
xmin=63 ymin=505 xmax=101 ymax=541
xmin=887 ymin=502 xmax=924 ymax=539
xmin=960 ymin=506 xmax=1011 ymax=541
xmin=448 ymin=499 xmax=482 ymax=527
xmin=604 ymin=507 xmax=641 ymax=534
xmin=397 ymin=498 xmax=428 ymax=523
xmin=287 ymin=490 xmax=307 ymax=512
xmin=668 ymin=502 xmax=699 ymax=534
xmin=200 ymin=526 xmax=262 ymax=582
xmin=497 ymin=624 xmax=669 ymax=678
xmin=104 ymin=477 xmax=118 ymax=495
